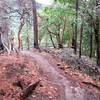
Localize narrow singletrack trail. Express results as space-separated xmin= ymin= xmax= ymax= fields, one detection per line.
xmin=22 ymin=51 xmax=99 ymax=100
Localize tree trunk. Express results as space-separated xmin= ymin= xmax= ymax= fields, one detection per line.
xmin=26 ymin=33 xmax=30 ymax=50
xmin=49 ymin=33 xmax=56 ymax=48
xmin=31 ymin=0 xmax=39 ymax=49
xmin=94 ymin=17 xmax=100 ymax=66
xmin=62 ymin=18 xmax=66 ymax=44
xmin=79 ymin=20 xmax=83 ymax=58
xmin=0 ymin=34 xmax=4 ymax=51
xmin=56 ymin=34 xmax=63 ymax=49
xmin=74 ymin=0 xmax=79 ymax=54
xmin=47 ymin=28 xmax=56 ymax=48
xmin=89 ymin=17 xmax=93 ymax=58
xmin=94 ymin=0 xmax=100 ymax=66
xmin=18 ymin=19 xmax=24 ymax=50
xmin=20 ymin=39 xmax=23 ymax=50
xmin=71 ymin=24 xmax=75 ymax=48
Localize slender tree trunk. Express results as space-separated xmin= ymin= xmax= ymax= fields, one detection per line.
xmin=10 ymin=32 xmax=14 ymax=51
xmin=20 ymin=39 xmax=23 ymax=50
xmin=89 ymin=17 xmax=93 ymax=58
xmin=18 ymin=19 xmax=24 ymax=50
xmin=26 ymin=33 xmax=30 ymax=50
xmin=94 ymin=0 xmax=100 ymax=66
xmin=31 ymin=0 xmax=39 ymax=49
xmin=94 ymin=17 xmax=100 ymax=66
xmin=74 ymin=0 xmax=79 ymax=54
xmin=56 ymin=24 xmax=63 ymax=49
xmin=56 ymin=34 xmax=63 ymax=49
xmin=79 ymin=20 xmax=83 ymax=58
xmin=49 ymin=33 xmax=56 ymax=48
xmin=47 ymin=28 xmax=56 ymax=48
xmin=62 ymin=18 xmax=66 ymax=43
xmin=45 ymin=33 xmax=48 ymax=48
xmin=0 ymin=34 xmax=4 ymax=51
xmin=71 ymin=24 xmax=75 ymax=48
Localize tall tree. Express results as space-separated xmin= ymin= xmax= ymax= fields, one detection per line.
xmin=79 ymin=17 xmax=83 ymax=58
xmin=94 ymin=0 xmax=100 ymax=66
xmin=89 ymin=16 xmax=93 ymax=58
xmin=0 ymin=27 xmax=4 ymax=51
xmin=74 ymin=0 xmax=79 ymax=54
xmin=18 ymin=15 xmax=24 ymax=50
xmin=31 ymin=0 xmax=39 ymax=49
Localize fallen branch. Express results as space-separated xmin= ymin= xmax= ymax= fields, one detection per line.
xmin=82 ymin=81 xmax=100 ymax=90
xmin=21 ymin=80 xmax=40 ymax=100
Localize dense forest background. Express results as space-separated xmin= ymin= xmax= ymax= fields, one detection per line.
xmin=0 ymin=0 xmax=100 ymax=66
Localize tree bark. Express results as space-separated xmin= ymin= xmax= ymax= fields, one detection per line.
xmin=89 ymin=17 xmax=93 ymax=58
xmin=79 ymin=20 xmax=83 ymax=58
xmin=94 ymin=16 xmax=100 ymax=66
xmin=49 ymin=33 xmax=56 ymax=48
xmin=26 ymin=33 xmax=30 ymax=50
xmin=94 ymin=0 xmax=100 ymax=66
xmin=31 ymin=0 xmax=39 ymax=49
xmin=56 ymin=23 xmax=63 ymax=49
xmin=74 ymin=0 xmax=79 ymax=54
xmin=0 ymin=34 xmax=4 ymax=51
xmin=71 ymin=24 xmax=75 ymax=48
xmin=18 ymin=18 xmax=24 ymax=50
xmin=47 ymin=28 xmax=56 ymax=48
xmin=56 ymin=34 xmax=63 ymax=49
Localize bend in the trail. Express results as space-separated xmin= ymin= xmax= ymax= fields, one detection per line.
xmin=22 ymin=51 xmax=99 ymax=100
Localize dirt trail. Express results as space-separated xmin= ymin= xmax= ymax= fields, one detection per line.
xmin=22 ymin=51 xmax=99 ymax=100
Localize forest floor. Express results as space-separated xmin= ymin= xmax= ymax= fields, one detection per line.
xmin=0 ymin=48 xmax=100 ymax=100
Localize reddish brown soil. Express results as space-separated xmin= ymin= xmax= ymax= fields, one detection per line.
xmin=22 ymin=51 xmax=100 ymax=100
xmin=0 ymin=53 xmax=63 ymax=100
xmin=0 ymin=51 xmax=100 ymax=100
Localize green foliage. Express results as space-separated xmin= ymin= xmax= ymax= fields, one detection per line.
xmin=55 ymin=0 xmax=75 ymax=4
xmin=39 ymin=2 xmax=76 ymax=47
xmin=38 ymin=0 xmax=98 ymax=59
